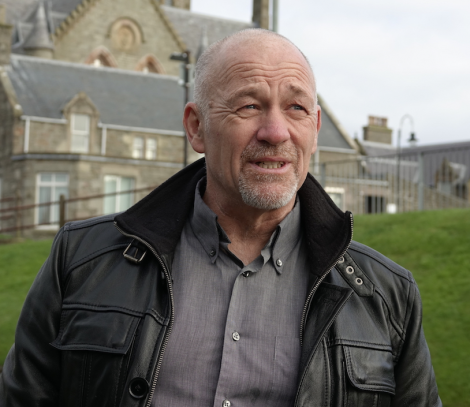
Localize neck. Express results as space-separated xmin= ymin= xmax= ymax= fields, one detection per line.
xmin=203 ymin=187 xmax=295 ymax=265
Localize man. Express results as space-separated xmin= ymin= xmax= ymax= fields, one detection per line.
xmin=1 ymin=29 xmax=441 ymax=406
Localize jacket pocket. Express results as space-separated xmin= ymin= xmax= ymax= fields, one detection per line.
xmin=51 ymin=308 xmax=140 ymax=353
xmin=343 ymin=345 xmax=395 ymax=407
xmin=51 ymin=307 xmax=142 ymax=407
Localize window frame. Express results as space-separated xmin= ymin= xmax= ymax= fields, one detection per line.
xmin=103 ymin=175 xmax=135 ymax=214
xmin=70 ymin=113 xmax=91 ymax=153
xmin=35 ymin=173 xmax=69 ymax=229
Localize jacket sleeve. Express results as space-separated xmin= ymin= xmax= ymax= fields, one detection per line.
xmin=392 ymin=282 xmax=442 ymax=406
xmin=0 ymin=228 xmax=66 ymax=406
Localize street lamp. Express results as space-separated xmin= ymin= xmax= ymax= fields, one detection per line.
xmin=170 ymin=50 xmax=191 ymax=167
xmin=395 ymin=114 xmax=417 ymax=210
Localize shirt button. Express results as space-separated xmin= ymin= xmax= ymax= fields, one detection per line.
xmin=232 ymin=331 xmax=240 ymax=341
xmin=242 ymin=271 xmax=250 ymax=277
xmin=276 ymin=258 xmax=283 ymax=267
xmin=223 ymin=400 xmax=231 ymax=407
xmin=210 ymin=249 xmax=216 ymax=257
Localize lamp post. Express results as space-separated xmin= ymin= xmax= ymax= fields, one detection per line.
xmin=170 ymin=50 xmax=191 ymax=167
xmin=395 ymin=114 xmax=416 ymax=211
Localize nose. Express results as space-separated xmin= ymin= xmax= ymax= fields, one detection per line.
xmin=256 ymin=108 xmax=290 ymax=145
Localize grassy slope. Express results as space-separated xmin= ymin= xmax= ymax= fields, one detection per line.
xmin=0 ymin=209 xmax=469 ymax=405
xmin=0 ymin=239 xmax=53 ymax=366
xmin=353 ymin=209 xmax=470 ymax=407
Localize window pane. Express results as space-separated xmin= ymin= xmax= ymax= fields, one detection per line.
xmin=119 ymin=177 xmax=134 ymax=212
xmin=146 ymin=139 xmax=157 ymax=160
xmin=133 ymin=137 xmax=144 ymax=159
xmin=72 ymin=114 xmax=90 ymax=132
xmin=38 ymin=186 xmax=52 ymax=224
xmin=40 ymin=174 xmax=52 ymax=182
xmin=55 ymin=174 xmax=68 ymax=183
xmin=104 ymin=177 xmax=117 ymax=214
xmin=71 ymin=134 xmax=89 ymax=153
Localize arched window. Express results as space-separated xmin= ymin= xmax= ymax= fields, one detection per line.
xmin=135 ymin=54 xmax=165 ymax=74
xmin=85 ymin=46 xmax=118 ymax=68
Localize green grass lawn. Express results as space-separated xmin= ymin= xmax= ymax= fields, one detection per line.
xmin=353 ymin=209 xmax=470 ymax=407
xmin=0 ymin=209 xmax=469 ymax=405
xmin=0 ymin=239 xmax=54 ymax=367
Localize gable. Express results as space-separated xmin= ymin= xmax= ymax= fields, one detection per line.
xmin=52 ymin=0 xmax=185 ymax=75
xmin=317 ymin=95 xmax=357 ymax=151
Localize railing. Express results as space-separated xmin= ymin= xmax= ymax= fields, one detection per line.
xmin=0 ymin=186 xmax=156 ymax=238
xmin=314 ymin=145 xmax=470 ymax=214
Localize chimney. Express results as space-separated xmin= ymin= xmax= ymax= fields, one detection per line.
xmin=363 ymin=115 xmax=393 ymax=144
xmin=253 ymin=0 xmax=270 ymax=29
xmin=0 ymin=5 xmax=12 ymax=65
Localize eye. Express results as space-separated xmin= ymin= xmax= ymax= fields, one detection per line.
xmin=291 ymin=104 xmax=305 ymax=111
xmin=244 ymin=104 xmax=257 ymax=109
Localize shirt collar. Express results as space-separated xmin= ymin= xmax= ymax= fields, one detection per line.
xmin=189 ymin=177 xmax=303 ymax=272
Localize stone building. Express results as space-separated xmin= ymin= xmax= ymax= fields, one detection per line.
xmin=0 ymin=0 xmax=359 ymax=235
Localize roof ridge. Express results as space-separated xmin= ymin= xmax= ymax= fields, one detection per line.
xmin=150 ymin=0 xmax=186 ymax=53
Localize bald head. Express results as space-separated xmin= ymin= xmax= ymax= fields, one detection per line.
xmin=193 ymin=29 xmax=317 ymax=117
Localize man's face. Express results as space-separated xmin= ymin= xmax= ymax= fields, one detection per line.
xmin=194 ymin=36 xmax=320 ymax=211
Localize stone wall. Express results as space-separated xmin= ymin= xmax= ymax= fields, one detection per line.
xmin=53 ymin=0 xmax=183 ymax=75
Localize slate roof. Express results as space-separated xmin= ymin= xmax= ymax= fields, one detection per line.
xmin=1 ymin=0 xmax=81 ymax=51
xmin=7 ymin=55 xmax=185 ymax=131
xmin=161 ymin=5 xmax=254 ymax=58
xmin=0 ymin=0 xmax=37 ymax=24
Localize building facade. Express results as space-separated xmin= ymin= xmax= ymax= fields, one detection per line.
xmin=0 ymin=0 xmax=359 ymax=236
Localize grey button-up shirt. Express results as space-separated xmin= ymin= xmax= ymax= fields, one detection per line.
xmin=152 ymin=180 xmax=310 ymax=407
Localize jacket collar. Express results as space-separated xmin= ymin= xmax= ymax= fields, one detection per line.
xmin=115 ymin=158 xmax=352 ymax=279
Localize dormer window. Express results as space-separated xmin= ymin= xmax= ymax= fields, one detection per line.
xmin=71 ymin=114 xmax=90 ymax=153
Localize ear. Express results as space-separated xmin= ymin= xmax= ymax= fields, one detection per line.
xmin=311 ymin=104 xmax=322 ymax=154
xmin=183 ymin=102 xmax=205 ymax=153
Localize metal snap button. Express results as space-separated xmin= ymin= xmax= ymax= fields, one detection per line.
xmin=242 ymin=271 xmax=250 ymax=277
xmin=338 ymin=256 xmax=345 ymax=264
xmin=355 ymin=277 xmax=363 ymax=285
xmin=129 ymin=377 xmax=149 ymax=399
xmin=346 ymin=266 xmax=354 ymax=274
xmin=223 ymin=400 xmax=231 ymax=407
xmin=232 ymin=332 xmax=240 ymax=341
xmin=276 ymin=258 xmax=283 ymax=267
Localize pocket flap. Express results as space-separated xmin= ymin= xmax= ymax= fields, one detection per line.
xmin=51 ymin=309 xmax=140 ymax=354
xmin=343 ymin=345 xmax=396 ymax=395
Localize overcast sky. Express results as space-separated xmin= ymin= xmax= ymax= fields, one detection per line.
xmin=191 ymin=0 xmax=470 ymax=146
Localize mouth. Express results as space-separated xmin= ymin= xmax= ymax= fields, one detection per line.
xmin=256 ymin=161 xmax=286 ymax=169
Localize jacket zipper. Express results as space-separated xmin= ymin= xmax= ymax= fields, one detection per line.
xmin=294 ymin=292 xmax=352 ymax=407
xmin=299 ymin=212 xmax=354 ymax=347
xmin=114 ymin=222 xmax=175 ymax=407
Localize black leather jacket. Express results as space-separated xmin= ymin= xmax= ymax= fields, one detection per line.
xmin=1 ymin=159 xmax=441 ymax=406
